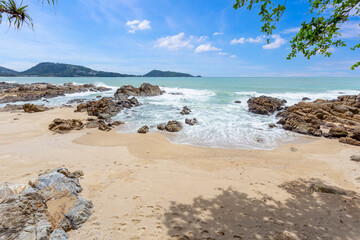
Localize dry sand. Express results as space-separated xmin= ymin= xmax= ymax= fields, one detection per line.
xmin=0 ymin=107 xmax=360 ymax=240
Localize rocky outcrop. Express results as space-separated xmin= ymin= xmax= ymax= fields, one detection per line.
xmin=0 ymin=104 xmax=24 ymax=112
xmin=185 ymin=118 xmax=198 ymax=125
xmin=165 ymin=121 xmax=183 ymax=132
xmin=0 ymin=82 xmax=110 ymax=104
xmin=138 ymin=125 xmax=149 ymax=134
xmin=75 ymin=97 xmax=140 ymax=120
xmin=248 ymin=96 xmax=286 ymax=115
xmin=157 ymin=123 xmax=166 ymax=131
xmin=180 ymin=106 xmax=191 ymax=115
xmin=0 ymin=168 xmax=92 ymax=240
xmin=49 ymin=119 xmax=84 ymax=134
xmin=114 ymin=83 xmax=163 ymax=100
xmin=23 ymin=103 xmax=49 ymax=113
xmin=276 ymin=95 xmax=360 ymax=146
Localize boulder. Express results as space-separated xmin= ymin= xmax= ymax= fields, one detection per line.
xmin=114 ymin=83 xmax=163 ymax=99
xmin=110 ymin=121 xmax=125 ymax=126
xmin=49 ymin=119 xmax=84 ymax=134
xmin=23 ymin=103 xmax=49 ymax=113
xmin=268 ymin=123 xmax=276 ymax=128
xmin=0 ymin=168 xmax=92 ymax=240
xmin=247 ymin=96 xmax=286 ymax=115
xmin=329 ymin=126 xmax=348 ymax=138
xmin=138 ymin=125 xmax=149 ymax=134
xmin=234 ymin=100 xmax=242 ymax=104
xmin=0 ymin=104 xmax=24 ymax=112
xmin=157 ymin=123 xmax=166 ymax=131
xmin=180 ymin=106 xmax=191 ymax=115
xmin=302 ymin=97 xmax=311 ymax=101
xmin=310 ymin=182 xmax=346 ymax=195
xmin=185 ymin=118 xmax=198 ymax=125
xmin=165 ymin=121 xmax=183 ymax=132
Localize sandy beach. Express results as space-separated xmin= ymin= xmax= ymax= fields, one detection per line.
xmin=0 ymin=107 xmax=360 ymax=239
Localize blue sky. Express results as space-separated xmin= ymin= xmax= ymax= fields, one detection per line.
xmin=0 ymin=0 xmax=359 ymax=77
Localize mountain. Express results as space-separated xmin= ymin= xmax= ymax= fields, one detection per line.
xmin=0 ymin=66 xmax=18 ymax=77
xmin=0 ymin=62 xmax=198 ymax=77
xmin=143 ymin=70 xmax=196 ymax=77
xmin=20 ymin=62 xmax=134 ymax=77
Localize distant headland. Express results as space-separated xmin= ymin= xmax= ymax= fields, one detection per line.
xmin=0 ymin=62 xmax=200 ymax=78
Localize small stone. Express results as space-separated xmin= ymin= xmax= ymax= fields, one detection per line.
xmin=234 ymin=100 xmax=241 ymax=104
xmin=268 ymin=123 xmax=276 ymax=128
xmin=350 ymin=155 xmax=360 ymax=162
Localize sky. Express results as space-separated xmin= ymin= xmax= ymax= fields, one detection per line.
xmin=0 ymin=0 xmax=359 ymax=77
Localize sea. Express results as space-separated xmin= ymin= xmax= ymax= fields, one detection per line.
xmin=2 ymin=77 xmax=360 ymax=149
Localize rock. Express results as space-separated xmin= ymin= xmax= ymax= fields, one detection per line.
xmin=276 ymin=94 xmax=360 ymax=146
xmin=49 ymin=119 xmax=84 ymax=134
xmin=268 ymin=123 xmax=276 ymax=128
xmin=180 ymin=106 xmax=191 ymax=115
xmin=234 ymin=100 xmax=242 ymax=103
xmin=165 ymin=121 xmax=183 ymax=132
xmin=157 ymin=123 xmax=166 ymax=131
xmin=310 ymin=182 xmax=346 ymax=195
xmin=138 ymin=125 xmax=149 ymax=134
xmin=23 ymin=103 xmax=49 ymax=113
xmin=302 ymin=97 xmax=311 ymax=101
xmin=114 ymin=83 xmax=163 ymax=99
xmin=110 ymin=121 xmax=124 ymax=126
xmin=329 ymin=126 xmax=348 ymax=137
xmin=98 ymin=122 xmax=112 ymax=132
xmin=247 ymin=96 xmax=286 ymax=115
xmin=50 ymin=228 xmax=69 ymax=240
xmin=67 ymin=99 xmax=86 ymax=104
xmin=185 ymin=118 xmax=198 ymax=125
xmin=0 ymin=104 xmax=24 ymax=112
xmin=0 ymin=168 xmax=92 ymax=239
xmin=0 ymin=183 xmax=27 ymax=201
xmin=61 ymin=198 xmax=93 ymax=231
xmin=350 ymin=155 xmax=360 ymax=162
xmin=0 ymin=82 xmax=110 ymax=104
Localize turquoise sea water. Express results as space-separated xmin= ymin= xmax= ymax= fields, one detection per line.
xmin=2 ymin=77 xmax=360 ymax=149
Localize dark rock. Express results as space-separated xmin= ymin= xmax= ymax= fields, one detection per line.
xmin=350 ymin=155 xmax=360 ymax=162
xmin=329 ymin=126 xmax=348 ymax=138
xmin=234 ymin=100 xmax=242 ymax=104
xmin=0 ymin=104 xmax=24 ymax=112
xmin=180 ymin=106 xmax=191 ymax=115
xmin=0 ymin=82 xmax=110 ymax=104
xmin=185 ymin=118 xmax=198 ymax=125
xmin=23 ymin=103 xmax=49 ymax=113
xmin=268 ymin=123 xmax=276 ymax=128
xmin=98 ymin=122 xmax=112 ymax=131
xmin=248 ymin=96 xmax=286 ymax=115
xmin=67 ymin=99 xmax=86 ymax=104
xmin=114 ymin=83 xmax=163 ymax=99
xmin=110 ymin=121 xmax=125 ymax=126
xmin=165 ymin=121 xmax=183 ymax=132
xmin=157 ymin=123 xmax=166 ymax=131
xmin=302 ymin=97 xmax=311 ymax=101
xmin=138 ymin=125 xmax=149 ymax=134
xmin=49 ymin=118 xmax=84 ymax=134
xmin=61 ymin=198 xmax=93 ymax=231
xmin=310 ymin=182 xmax=346 ymax=195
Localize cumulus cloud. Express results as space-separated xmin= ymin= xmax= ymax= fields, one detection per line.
xmin=340 ymin=21 xmax=360 ymax=39
xmin=155 ymin=33 xmax=194 ymax=50
xmin=213 ymin=32 xmax=224 ymax=36
xmin=230 ymin=36 xmax=264 ymax=45
xmin=262 ymin=35 xmax=286 ymax=49
xmin=126 ymin=20 xmax=151 ymax=33
xmin=195 ymin=43 xmax=221 ymax=53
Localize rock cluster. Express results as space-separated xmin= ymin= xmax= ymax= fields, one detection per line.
xmin=247 ymin=96 xmax=287 ymax=115
xmin=180 ymin=106 xmax=191 ymax=115
xmin=114 ymin=83 xmax=163 ymax=100
xmin=138 ymin=125 xmax=149 ymax=134
xmin=276 ymin=95 xmax=360 ymax=146
xmin=0 ymin=168 xmax=92 ymax=240
xmin=49 ymin=119 xmax=84 ymax=134
xmin=23 ymin=103 xmax=49 ymax=113
xmin=0 ymin=82 xmax=110 ymax=104
xmin=185 ymin=118 xmax=198 ymax=125
xmin=75 ymin=97 xmax=139 ymax=120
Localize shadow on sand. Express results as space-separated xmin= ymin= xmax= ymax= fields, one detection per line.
xmin=162 ymin=179 xmax=360 ymax=240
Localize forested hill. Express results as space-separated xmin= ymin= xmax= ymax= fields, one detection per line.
xmin=143 ymin=70 xmax=197 ymax=77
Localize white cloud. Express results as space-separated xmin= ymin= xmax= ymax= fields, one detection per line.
xmin=155 ymin=33 xmax=194 ymax=50
xmin=230 ymin=36 xmax=265 ymax=45
xmin=230 ymin=55 xmax=236 ymax=58
xmin=126 ymin=20 xmax=151 ymax=33
xmin=213 ymin=32 xmax=224 ymax=36
xmin=282 ymin=27 xmax=301 ymax=34
xmin=218 ymin=52 xmax=228 ymax=56
xmin=195 ymin=43 xmax=221 ymax=53
xmin=262 ymin=35 xmax=286 ymax=49
xmin=340 ymin=21 xmax=360 ymax=39
xmin=195 ymin=36 xmax=209 ymax=42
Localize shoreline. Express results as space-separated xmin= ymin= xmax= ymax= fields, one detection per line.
xmin=1 ymin=107 xmax=360 ymax=239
